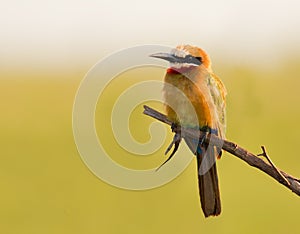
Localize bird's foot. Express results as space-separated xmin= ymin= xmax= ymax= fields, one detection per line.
xmin=198 ymin=126 xmax=212 ymax=146
xmin=156 ymin=123 xmax=182 ymax=171
xmin=167 ymin=123 xmax=181 ymax=155
xmin=199 ymin=126 xmax=222 ymax=158
xmin=165 ymin=130 xmax=181 ymax=156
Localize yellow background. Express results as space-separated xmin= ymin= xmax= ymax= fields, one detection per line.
xmin=1 ymin=1 xmax=300 ymax=233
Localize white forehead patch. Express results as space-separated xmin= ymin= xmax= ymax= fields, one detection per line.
xmin=171 ymin=47 xmax=189 ymax=58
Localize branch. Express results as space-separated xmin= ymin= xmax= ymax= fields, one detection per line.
xmin=143 ymin=105 xmax=300 ymax=196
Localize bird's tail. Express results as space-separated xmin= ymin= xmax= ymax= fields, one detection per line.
xmin=197 ymin=145 xmax=221 ymax=217
xmin=185 ymin=136 xmax=221 ymax=217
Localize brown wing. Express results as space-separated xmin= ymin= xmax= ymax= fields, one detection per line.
xmin=207 ymin=73 xmax=227 ymax=139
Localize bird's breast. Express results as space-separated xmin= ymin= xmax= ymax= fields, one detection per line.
xmin=163 ymin=71 xmax=215 ymax=128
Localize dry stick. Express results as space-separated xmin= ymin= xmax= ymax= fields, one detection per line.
xmin=257 ymin=146 xmax=290 ymax=186
xmin=143 ymin=105 xmax=300 ymax=196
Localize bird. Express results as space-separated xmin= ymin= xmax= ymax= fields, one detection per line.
xmin=150 ymin=45 xmax=227 ymax=217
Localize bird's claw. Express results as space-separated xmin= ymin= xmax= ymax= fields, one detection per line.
xmin=156 ymin=124 xmax=182 ymax=171
xmin=164 ymin=131 xmax=181 ymax=155
xmin=198 ymin=126 xmax=218 ymax=146
xmin=199 ymin=131 xmax=208 ymax=146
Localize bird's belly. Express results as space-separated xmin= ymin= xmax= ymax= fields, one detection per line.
xmin=170 ymin=97 xmax=199 ymax=126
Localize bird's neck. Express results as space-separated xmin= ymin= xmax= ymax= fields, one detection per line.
xmin=167 ymin=66 xmax=195 ymax=75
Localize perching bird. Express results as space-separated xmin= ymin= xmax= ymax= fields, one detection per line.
xmin=150 ymin=45 xmax=227 ymax=217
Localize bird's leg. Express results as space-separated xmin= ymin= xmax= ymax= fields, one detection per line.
xmin=199 ymin=126 xmax=210 ymax=146
xmin=156 ymin=123 xmax=181 ymax=171
xmin=164 ymin=129 xmax=181 ymax=155
xmin=199 ymin=127 xmax=223 ymax=158
xmin=166 ymin=123 xmax=181 ymax=155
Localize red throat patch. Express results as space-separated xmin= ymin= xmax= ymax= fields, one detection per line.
xmin=167 ymin=68 xmax=180 ymax=74
xmin=167 ymin=67 xmax=192 ymax=74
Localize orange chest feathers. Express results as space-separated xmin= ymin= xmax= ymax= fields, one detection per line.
xmin=163 ymin=70 xmax=214 ymax=128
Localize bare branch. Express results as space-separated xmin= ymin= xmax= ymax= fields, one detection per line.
xmin=143 ymin=105 xmax=300 ymax=196
xmin=257 ymin=146 xmax=290 ymax=186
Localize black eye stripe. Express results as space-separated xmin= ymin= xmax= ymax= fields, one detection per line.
xmin=182 ymin=55 xmax=202 ymax=65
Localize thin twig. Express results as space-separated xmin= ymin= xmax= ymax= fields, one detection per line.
xmin=257 ymin=146 xmax=290 ymax=186
xmin=143 ymin=105 xmax=300 ymax=196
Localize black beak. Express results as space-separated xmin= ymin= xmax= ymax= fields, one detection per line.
xmin=149 ymin=53 xmax=183 ymax=63
xmin=150 ymin=53 xmax=202 ymax=66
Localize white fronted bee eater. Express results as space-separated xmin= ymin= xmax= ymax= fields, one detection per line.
xmin=151 ymin=45 xmax=227 ymax=217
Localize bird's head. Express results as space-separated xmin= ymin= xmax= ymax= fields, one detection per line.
xmin=150 ymin=45 xmax=211 ymax=72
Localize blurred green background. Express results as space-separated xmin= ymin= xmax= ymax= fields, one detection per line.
xmin=1 ymin=1 xmax=300 ymax=234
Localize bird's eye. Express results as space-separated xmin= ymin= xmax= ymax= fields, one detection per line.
xmin=195 ymin=56 xmax=202 ymax=62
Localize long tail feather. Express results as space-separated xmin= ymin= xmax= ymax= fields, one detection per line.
xmin=197 ymin=144 xmax=221 ymax=217
xmin=185 ymin=136 xmax=221 ymax=217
